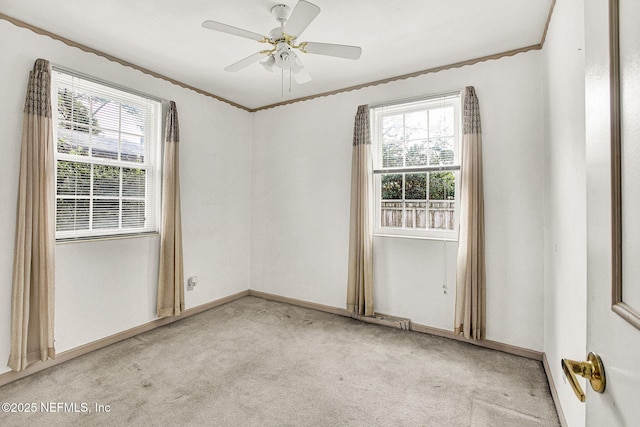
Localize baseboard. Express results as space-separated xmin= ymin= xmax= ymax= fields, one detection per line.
xmin=248 ymin=290 xmax=352 ymax=317
xmin=410 ymin=322 xmax=544 ymax=361
xmin=543 ymin=353 xmax=568 ymax=427
xmin=248 ymin=290 xmax=543 ymax=361
xmin=0 ymin=290 xmax=249 ymax=387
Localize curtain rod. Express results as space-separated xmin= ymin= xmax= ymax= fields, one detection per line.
xmin=368 ymin=89 xmax=463 ymax=110
xmin=51 ymin=64 xmax=165 ymax=104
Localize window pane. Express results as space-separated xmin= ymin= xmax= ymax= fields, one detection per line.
xmin=429 ymin=106 xmax=454 ymax=137
xmin=429 ymin=137 xmax=455 ymax=165
xmin=92 ymin=129 xmax=119 ymax=160
xmin=405 ymin=111 xmax=428 ymax=139
xmin=415 ymin=202 xmax=428 ymax=228
xmin=122 ymin=200 xmax=145 ymax=228
xmin=57 ymin=161 xmax=90 ymax=196
xmin=122 ymin=168 xmax=146 ymax=197
xmin=56 ymin=199 xmax=89 ymax=231
xmin=382 ymin=114 xmax=404 ymax=142
xmin=404 ymin=201 xmax=427 ymax=229
xmin=429 ymin=171 xmax=455 ymax=200
xmin=429 ymin=201 xmax=455 ymax=230
xmin=381 ymin=201 xmax=403 ymax=228
xmin=121 ymin=133 xmax=145 ymax=163
xmin=57 ymin=127 xmax=90 ymax=156
xmin=93 ymin=97 xmax=120 ymax=131
xmin=381 ymin=174 xmax=402 ymax=200
xmin=382 ymin=141 xmax=403 ymax=168
xmin=93 ymin=199 xmax=120 ymax=229
xmin=121 ymin=103 xmax=145 ymax=135
xmin=57 ymin=89 xmax=93 ymax=128
xmin=94 ymin=165 xmax=120 ymax=196
xmin=57 ymin=88 xmax=73 ymax=123
xmin=73 ymin=94 xmax=93 ymax=127
xmin=405 ymin=140 xmax=428 ymax=166
xmin=405 ymin=173 xmax=427 ymax=200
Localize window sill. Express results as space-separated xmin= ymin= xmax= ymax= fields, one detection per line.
xmin=373 ymin=233 xmax=458 ymax=242
xmin=56 ymin=231 xmax=159 ymax=245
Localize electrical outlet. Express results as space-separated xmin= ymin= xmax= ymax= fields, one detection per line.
xmin=187 ymin=276 xmax=198 ymax=291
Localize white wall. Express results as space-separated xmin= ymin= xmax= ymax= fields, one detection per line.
xmin=542 ymin=0 xmax=587 ymax=425
xmin=0 ymin=20 xmax=252 ymax=374
xmin=251 ymin=51 xmax=545 ymax=350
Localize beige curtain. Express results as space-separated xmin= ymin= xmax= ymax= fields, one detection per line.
xmin=9 ymin=59 xmax=56 ymax=371
xmin=157 ymin=101 xmax=184 ymax=318
xmin=454 ymin=86 xmax=486 ymax=340
xmin=347 ymin=105 xmax=374 ymax=317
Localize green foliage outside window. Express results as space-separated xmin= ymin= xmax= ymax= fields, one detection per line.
xmin=429 ymin=172 xmax=455 ymax=200
xmin=381 ymin=172 xmax=454 ymax=201
xmin=381 ymin=174 xmax=402 ymax=199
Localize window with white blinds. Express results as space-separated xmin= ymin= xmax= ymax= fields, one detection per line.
xmin=52 ymin=69 xmax=162 ymax=240
xmin=371 ymin=92 xmax=462 ymax=239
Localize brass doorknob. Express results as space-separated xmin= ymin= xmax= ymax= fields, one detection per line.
xmin=561 ymin=352 xmax=606 ymax=402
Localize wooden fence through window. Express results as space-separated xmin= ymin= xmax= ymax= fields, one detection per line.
xmin=381 ymin=200 xmax=455 ymax=230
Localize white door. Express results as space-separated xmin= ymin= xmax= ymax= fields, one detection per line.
xmin=585 ymin=0 xmax=640 ymax=425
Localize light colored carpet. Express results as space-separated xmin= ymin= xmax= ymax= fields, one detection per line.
xmin=0 ymin=296 xmax=560 ymax=426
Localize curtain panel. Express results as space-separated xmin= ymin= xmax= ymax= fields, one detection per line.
xmin=157 ymin=101 xmax=184 ymax=318
xmin=347 ymin=105 xmax=374 ymax=317
xmin=9 ymin=58 xmax=56 ymax=371
xmin=454 ymin=86 xmax=486 ymax=340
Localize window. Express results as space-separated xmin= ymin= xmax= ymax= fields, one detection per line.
xmin=371 ymin=92 xmax=461 ymax=239
xmin=52 ymin=69 xmax=162 ymax=240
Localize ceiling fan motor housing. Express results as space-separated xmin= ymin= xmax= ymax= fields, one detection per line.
xmin=269 ymin=27 xmax=283 ymax=40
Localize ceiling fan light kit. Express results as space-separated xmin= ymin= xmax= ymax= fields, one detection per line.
xmin=202 ymin=0 xmax=362 ymax=94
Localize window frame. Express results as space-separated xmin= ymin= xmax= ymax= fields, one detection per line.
xmin=51 ymin=67 xmax=163 ymax=241
xmin=371 ymin=91 xmax=462 ymax=240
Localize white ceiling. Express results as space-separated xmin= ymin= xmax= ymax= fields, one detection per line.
xmin=1 ymin=0 xmax=553 ymax=110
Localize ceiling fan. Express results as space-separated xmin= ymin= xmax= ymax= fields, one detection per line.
xmin=202 ymin=0 xmax=362 ymax=86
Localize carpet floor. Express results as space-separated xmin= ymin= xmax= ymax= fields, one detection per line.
xmin=0 ymin=296 xmax=560 ymax=426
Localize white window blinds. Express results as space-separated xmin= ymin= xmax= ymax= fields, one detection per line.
xmin=52 ymin=69 xmax=162 ymax=240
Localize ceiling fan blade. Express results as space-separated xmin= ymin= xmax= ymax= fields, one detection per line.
xmin=283 ymin=0 xmax=321 ymax=38
xmin=202 ymin=20 xmax=266 ymax=42
xmin=299 ymin=42 xmax=362 ymax=60
xmin=225 ymin=52 xmax=267 ymax=72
